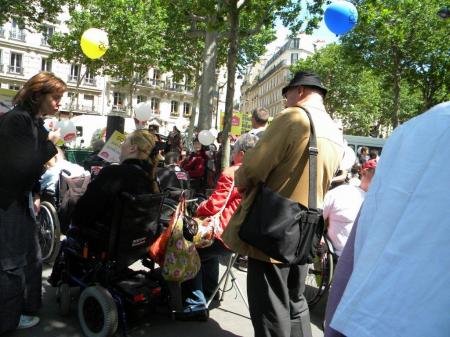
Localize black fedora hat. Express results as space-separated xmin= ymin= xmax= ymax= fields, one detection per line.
xmin=281 ymin=71 xmax=327 ymax=96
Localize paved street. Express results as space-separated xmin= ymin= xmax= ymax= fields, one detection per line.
xmin=5 ymin=260 xmax=327 ymax=337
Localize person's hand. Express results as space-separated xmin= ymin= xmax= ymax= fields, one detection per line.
xmin=48 ymin=128 xmax=61 ymax=144
xmin=33 ymin=196 xmax=41 ymax=215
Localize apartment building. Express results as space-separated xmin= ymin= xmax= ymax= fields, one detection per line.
xmin=0 ymin=16 xmax=194 ymax=141
xmin=240 ymin=34 xmax=325 ymax=118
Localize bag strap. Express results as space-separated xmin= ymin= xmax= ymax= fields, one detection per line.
xmin=299 ymin=106 xmax=318 ymax=209
xmin=215 ymin=180 xmax=235 ymax=218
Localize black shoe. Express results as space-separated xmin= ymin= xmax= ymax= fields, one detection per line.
xmin=175 ymin=309 xmax=209 ymax=322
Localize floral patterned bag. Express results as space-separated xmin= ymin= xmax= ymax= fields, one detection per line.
xmin=193 ymin=181 xmax=234 ymax=249
xmin=161 ymin=197 xmax=201 ymax=282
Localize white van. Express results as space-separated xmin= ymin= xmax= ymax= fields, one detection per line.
xmin=344 ymin=135 xmax=386 ymax=154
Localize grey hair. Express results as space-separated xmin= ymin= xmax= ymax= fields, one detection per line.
xmin=233 ymin=133 xmax=259 ymax=154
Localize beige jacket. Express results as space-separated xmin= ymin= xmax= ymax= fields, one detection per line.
xmin=221 ymin=103 xmax=344 ymax=262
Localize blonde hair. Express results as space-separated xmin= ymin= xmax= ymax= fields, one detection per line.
xmin=128 ymin=129 xmax=156 ymax=159
xmin=128 ymin=129 xmax=159 ymax=192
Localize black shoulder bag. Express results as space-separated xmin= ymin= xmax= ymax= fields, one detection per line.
xmin=238 ymin=107 xmax=324 ymax=265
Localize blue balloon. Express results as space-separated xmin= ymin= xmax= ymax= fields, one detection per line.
xmin=324 ymin=1 xmax=358 ymax=35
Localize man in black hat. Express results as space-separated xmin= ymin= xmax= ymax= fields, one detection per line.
xmin=222 ymin=70 xmax=344 ymax=337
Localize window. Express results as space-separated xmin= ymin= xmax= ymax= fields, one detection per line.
xmin=69 ymin=64 xmax=80 ymax=82
xmin=152 ymin=69 xmax=160 ymax=80
xmin=10 ymin=19 xmax=25 ymax=41
xmin=137 ymin=95 xmax=147 ymax=104
xmin=170 ymin=100 xmax=179 ymax=116
xmin=113 ymin=92 xmax=124 ymax=108
xmin=183 ymin=102 xmax=191 ymax=117
xmin=85 ymin=69 xmax=95 ymax=85
xmin=83 ymin=95 xmax=94 ymax=111
xmin=291 ymin=53 xmax=298 ymax=64
xmin=150 ymin=97 xmax=160 ymax=113
xmin=41 ymin=58 xmax=52 ymax=72
xmin=9 ymin=52 xmax=23 ymax=74
xmin=67 ymin=92 xmax=79 ymax=100
xmin=41 ymin=25 xmax=55 ymax=46
xmin=0 ymin=50 xmax=2 ymax=72
xmin=293 ymin=38 xmax=300 ymax=49
xmin=9 ymin=84 xmax=20 ymax=91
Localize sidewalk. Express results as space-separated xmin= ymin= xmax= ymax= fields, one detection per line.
xmin=5 ymin=261 xmax=326 ymax=337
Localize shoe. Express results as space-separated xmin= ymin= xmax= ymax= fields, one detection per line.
xmin=175 ymin=309 xmax=209 ymax=322
xmin=17 ymin=315 xmax=40 ymax=329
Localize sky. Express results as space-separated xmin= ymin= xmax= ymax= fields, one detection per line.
xmin=233 ymin=16 xmax=339 ymax=100
xmin=264 ymin=17 xmax=339 ymax=60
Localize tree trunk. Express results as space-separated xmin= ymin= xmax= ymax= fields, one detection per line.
xmin=187 ymin=71 xmax=202 ymax=152
xmin=198 ymin=15 xmax=219 ymax=131
xmin=391 ymin=47 xmax=401 ymax=128
xmin=221 ymin=0 xmax=239 ymax=169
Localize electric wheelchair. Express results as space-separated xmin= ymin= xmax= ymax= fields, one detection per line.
xmin=51 ymin=191 xmax=169 ymax=337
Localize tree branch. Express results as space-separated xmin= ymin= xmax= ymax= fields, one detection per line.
xmin=187 ymin=30 xmax=205 ymax=38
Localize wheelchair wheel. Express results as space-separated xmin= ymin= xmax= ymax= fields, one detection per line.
xmin=38 ymin=201 xmax=61 ymax=263
xmin=304 ymin=250 xmax=334 ymax=308
xmin=58 ymin=283 xmax=71 ymax=316
xmin=78 ymin=286 xmax=118 ymax=337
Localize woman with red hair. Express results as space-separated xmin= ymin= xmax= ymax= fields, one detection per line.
xmin=0 ymin=72 xmax=65 ymax=332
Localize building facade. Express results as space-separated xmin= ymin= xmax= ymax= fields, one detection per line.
xmin=0 ymin=16 xmax=195 ymax=143
xmin=240 ymin=34 xmax=325 ymax=120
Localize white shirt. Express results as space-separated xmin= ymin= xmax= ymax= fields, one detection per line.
xmin=248 ymin=126 xmax=266 ymax=137
xmin=323 ymin=184 xmax=365 ymax=256
xmin=331 ymin=102 xmax=450 ymax=337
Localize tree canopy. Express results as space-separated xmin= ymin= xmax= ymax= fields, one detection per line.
xmin=0 ymin=0 xmax=83 ymax=29
xmin=341 ymin=0 xmax=449 ymax=127
xmin=50 ymin=0 xmax=168 ymax=108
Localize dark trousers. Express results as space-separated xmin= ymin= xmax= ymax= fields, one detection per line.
xmin=247 ymin=258 xmax=312 ymax=337
xmin=0 ymin=199 xmax=42 ymax=334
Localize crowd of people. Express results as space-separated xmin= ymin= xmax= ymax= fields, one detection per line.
xmin=0 ymin=70 xmax=448 ymax=337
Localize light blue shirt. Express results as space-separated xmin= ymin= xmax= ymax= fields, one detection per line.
xmin=331 ymin=102 xmax=450 ymax=337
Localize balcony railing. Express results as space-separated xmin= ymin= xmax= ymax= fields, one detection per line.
xmin=68 ymin=75 xmax=79 ymax=83
xmin=170 ymin=111 xmax=180 ymax=117
xmin=167 ymin=82 xmax=194 ymax=94
xmin=8 ymin=65 xmax=23 ymax=75
xmin=62 ymin=103 xmax=99 ymax=114
xmin=111 ymin=105 xmax=131 ymax=117
xmin=41 ymin=37 xmax=50 ymax=46
xmin=84 ymin=77 xmax=97 ymax=86
xmin=9 ymin=30 xmax=26 ymax=42
xmin=149 ymin=79 xmax=166 ymax=89
xmin=0 ymin=28 xmax=5 ymax=38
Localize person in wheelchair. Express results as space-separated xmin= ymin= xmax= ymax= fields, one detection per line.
xmin=179 ymin=133 xmax=259 ymax=321
xmin=49 ymin=129 xmax=160 ymax=285
xmin=40 ymin=147 xmax=87 ymax=204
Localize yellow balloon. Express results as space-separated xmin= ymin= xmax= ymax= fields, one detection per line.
xmin=80 ymin=28 xmax=109 ymax=59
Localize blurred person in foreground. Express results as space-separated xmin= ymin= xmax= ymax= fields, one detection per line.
xmin=325 ymin=102 xmax=450 ymax=337
xmin=0 ymin=72 xmax=65 ymax=332
xmin=222 ymin=71 xmax=344 ymax=337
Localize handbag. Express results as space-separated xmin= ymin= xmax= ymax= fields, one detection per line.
xmin=161 ymin=196 xmax=201 ymax=282
xmin=193 ymin=181 xmax=234 ymax=248
xmin=239 ymin=107 xmax=324 ymax=265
